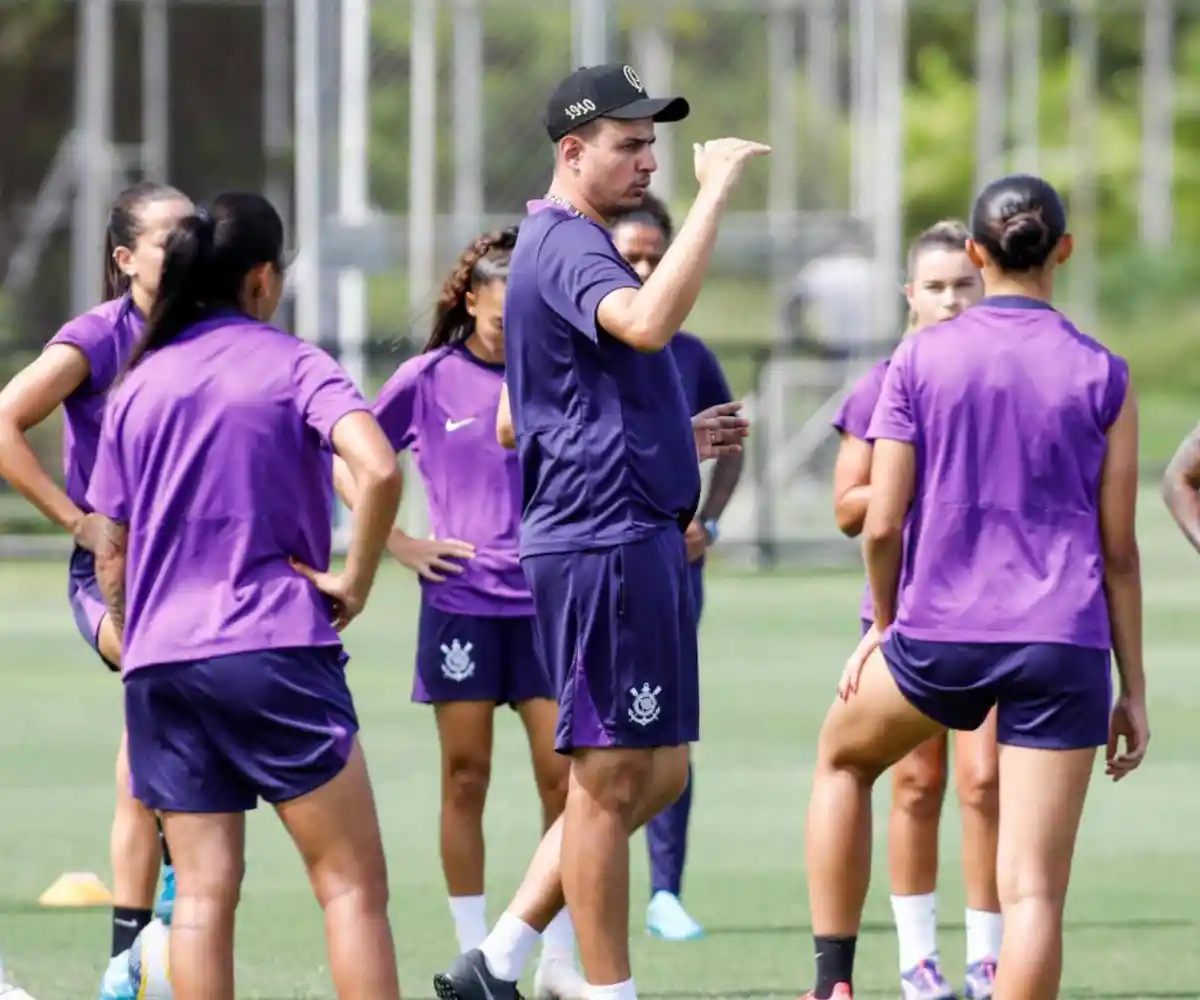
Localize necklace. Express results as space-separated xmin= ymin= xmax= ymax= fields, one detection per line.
xmin=544 ymin=193 xmax=587 ymax=220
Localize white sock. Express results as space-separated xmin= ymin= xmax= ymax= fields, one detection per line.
xmin=540 ymin=907 xmax=576 ymax=963
xmin=890 ymin=893 xmax=939 ymax=972
xmin=586 ymin=979 xmax=637 ymax=1000
xmin=478 ymin=911 xmax=541 ymax=982
xmin=965 ymin=908 xmax=1003 ymax=964
xmin=448 ymin=895 xmax=488 ymax=953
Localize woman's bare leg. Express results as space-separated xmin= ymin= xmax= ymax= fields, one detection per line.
xmin=434 ymin=701 xmax=496 ymax=952
xmin=887 ymin=734 xmax=948 ymax=981
xmin=276 ymin=740 xmax=401 ymax=1000
xmin=158 ymin=812 xmax=245 ymax=1000
xmin=956 ymin=711 xmax=1002 ymax=992
xmin=805 ymin=649 xmax=945 ymax=998
xmin=992 ymin=744 xmax=1095 ymax=1000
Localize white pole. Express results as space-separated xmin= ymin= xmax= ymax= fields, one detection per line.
xmin=1140 ymin=0 xmax=1175 ymax=249
xmin=453 ymin=0 xmax=485 ymax=243
xmin=632 ymin=14 xmax=674 ymax=204
xmin=294 ymin=0 xmax=322 ymax=343
xmin=338 ymin=0 xmax=370 ymax=391
xmin=1011 ymin=0 xmax=1040 ymax=175
xmin=408 ymin=0 xmax=438 ymax=343
xmin=263 ymin=0 xmax=292 ymax=237
xmin=141 ymin=0 xmax=169 ymax=182
xmin=1069 ymin=0 xmax=1099 ymax=330
xmin=873 ymin=0 xmax=905 ymax=343
xmin=849 ymin=0 xmax=876 ymax=225
xmin=805 ymin=0 xmax=837 ymax=208
xmin=975 ymin=0 xmax=1007 ymax=195
xmin=572 ymin=0 xmax=610 ymax=67
xmin=73 ymin=0 xmax=113 ymax=314
xmin=767 ymin=0 xmax=798 ymax=292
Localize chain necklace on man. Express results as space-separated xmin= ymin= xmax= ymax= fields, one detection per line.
xmin=544 ymin=193 xmax=587 ymax=219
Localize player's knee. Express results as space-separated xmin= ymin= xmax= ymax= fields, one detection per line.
xmin=955 ymin=756 xmax=999 ymax=815
xmin=311 ymin=859 xmax=391 ymax=916
xmin=443 ymin=753 xmax=491 ymax=813
xmin=534 ymin=757 xmax=570 ymax=816
xmin=177 ymin=859 xmax=244 ymax=917
xmin=892 ymin=763 xmax=945 ymax=821
xmin=572 ymin=749 xmax=654 ymax=821
xmin=892 ymin=756 xmax=947 ymax=821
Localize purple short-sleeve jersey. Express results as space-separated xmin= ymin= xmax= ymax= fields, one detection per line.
xmin=373 ymin=345 xmax=532 ymax=616
xmin=831 ymin=358 xmax=891 ymax=623
xmin=503 ymin=202 xmax=700 ymax=556
xmin=668 ymin=331 xmax=732 ymax=416
xmin=45 ymin=296 xmax=144 ymax=511
xmin=85 ymin=313 xmax=370 ymax=672
xmin=866 ymin=296 xmax=1129 ymax=648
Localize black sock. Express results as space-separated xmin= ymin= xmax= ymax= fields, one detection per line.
xmin=813 ymin=935 xmax=857 ymax=998
xmin=112 ymin=906 xmax=153 ymax=957
xmin=157 ymin=817 xmax=173 ymax=868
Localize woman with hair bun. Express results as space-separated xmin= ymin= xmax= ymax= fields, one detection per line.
xmin=799 ymin=174 xmax=1149 ymax=1000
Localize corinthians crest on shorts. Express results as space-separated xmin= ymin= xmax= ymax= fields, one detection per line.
xmin=628 ymin=683 xmax=662 ymax=726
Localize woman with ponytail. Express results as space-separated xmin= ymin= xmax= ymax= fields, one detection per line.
xmin=334 ymin=227 xmax=585 ymax=997
xmin=86 ymin=191 xmax=404 ymax=1000
xmin=0 ymin=181 xmax=191 ymax=1000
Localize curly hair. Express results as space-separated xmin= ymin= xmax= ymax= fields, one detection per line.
xmin=424 ymin=226 xmax=520 ymax=353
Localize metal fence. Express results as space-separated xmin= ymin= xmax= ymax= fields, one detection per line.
xmin=0 ymin=0 xmax=1193 ymax=563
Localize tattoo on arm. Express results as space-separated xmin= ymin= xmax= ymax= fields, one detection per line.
xmin=94 ymin=517 xmax=128 ymax=637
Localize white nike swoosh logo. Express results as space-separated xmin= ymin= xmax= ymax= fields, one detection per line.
xmin=445 ymin=417 xmax=476 ymax=432
xmin=473 ymin=967 xmax=496 ymax=1000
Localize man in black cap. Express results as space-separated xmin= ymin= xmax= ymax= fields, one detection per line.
xmin=434 ymin=64 xmax=766 ymax=1000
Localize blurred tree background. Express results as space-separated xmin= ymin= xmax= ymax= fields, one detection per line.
xmin=0 ymin=0 xmax=1196 ymax=507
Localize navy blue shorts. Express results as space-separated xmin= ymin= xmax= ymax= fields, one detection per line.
xmin=413 ymin=597 xmax=554 ymax=706
xmin=124 ymin=646 xmax=358 ymax=812
xmin=882 ymin=630 xmax=1111 ymax=750
xmin=523 ymin=527 xmax=700 ymax=754
xmin=68 ymin=547 xmax=117 ymax=671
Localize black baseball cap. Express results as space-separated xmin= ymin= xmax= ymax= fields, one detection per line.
xmin=544 ymin=63 xmax=690 ymax=142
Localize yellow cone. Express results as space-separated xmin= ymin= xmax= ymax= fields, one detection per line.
xmin=38 ymin=871 xmax=113 ymax=907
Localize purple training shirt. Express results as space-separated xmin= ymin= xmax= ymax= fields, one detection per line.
xmin=503 ymin=201 xmax=700 ymax=557
xmin=85 ymin=312 xmax=370 ymax=672
xmin=373 ymin=344 xmax=533 ymax=617
xmin=866 ymin=295 xmax=1129 ymax=648
xmin=831 ymin=358 xmax=891 ymax=624
xmin=46 ymin=296 xmax=144 ymax=511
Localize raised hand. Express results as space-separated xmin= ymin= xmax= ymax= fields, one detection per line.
xmin=693 ymin=138 xmax=772 ymax=193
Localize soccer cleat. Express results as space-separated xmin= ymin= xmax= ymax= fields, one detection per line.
xmin=646 ymin=890 xmax=705 ymax=941
xmin=963 ymin=959 xmax=996 ymax=1000
xmin=901 ymin=959 xmax=956 ymax=1000
xmin=797 ymin=985 xmax=853 ymax=1000
xmin=0 ymin=985 xmax=38 ymax=1000
xmin=97 ymin=951 xmax=134 ymax=1000
xmin=153 ymin=866 xmax=175 ymax=926
xmin=433 ymin=950 xmax=524 ymax=1000
xmin=532 ymin=957 xmax=587 ymax=999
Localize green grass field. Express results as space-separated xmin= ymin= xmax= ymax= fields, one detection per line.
xmin=0 ymin=486 xmax=1196 ymax=999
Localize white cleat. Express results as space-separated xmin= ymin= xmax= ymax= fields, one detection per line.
xmin=0 ymin=984 xmax=38 ymax=1000
xmin=533 ymin=958 xmax=588 ymax=999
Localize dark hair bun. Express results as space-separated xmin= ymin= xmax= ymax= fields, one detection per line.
xmin=997 ymin=212 xmax=1050 ymax=269
xmin=971 ymin=174 xmax=1066 ymax=273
